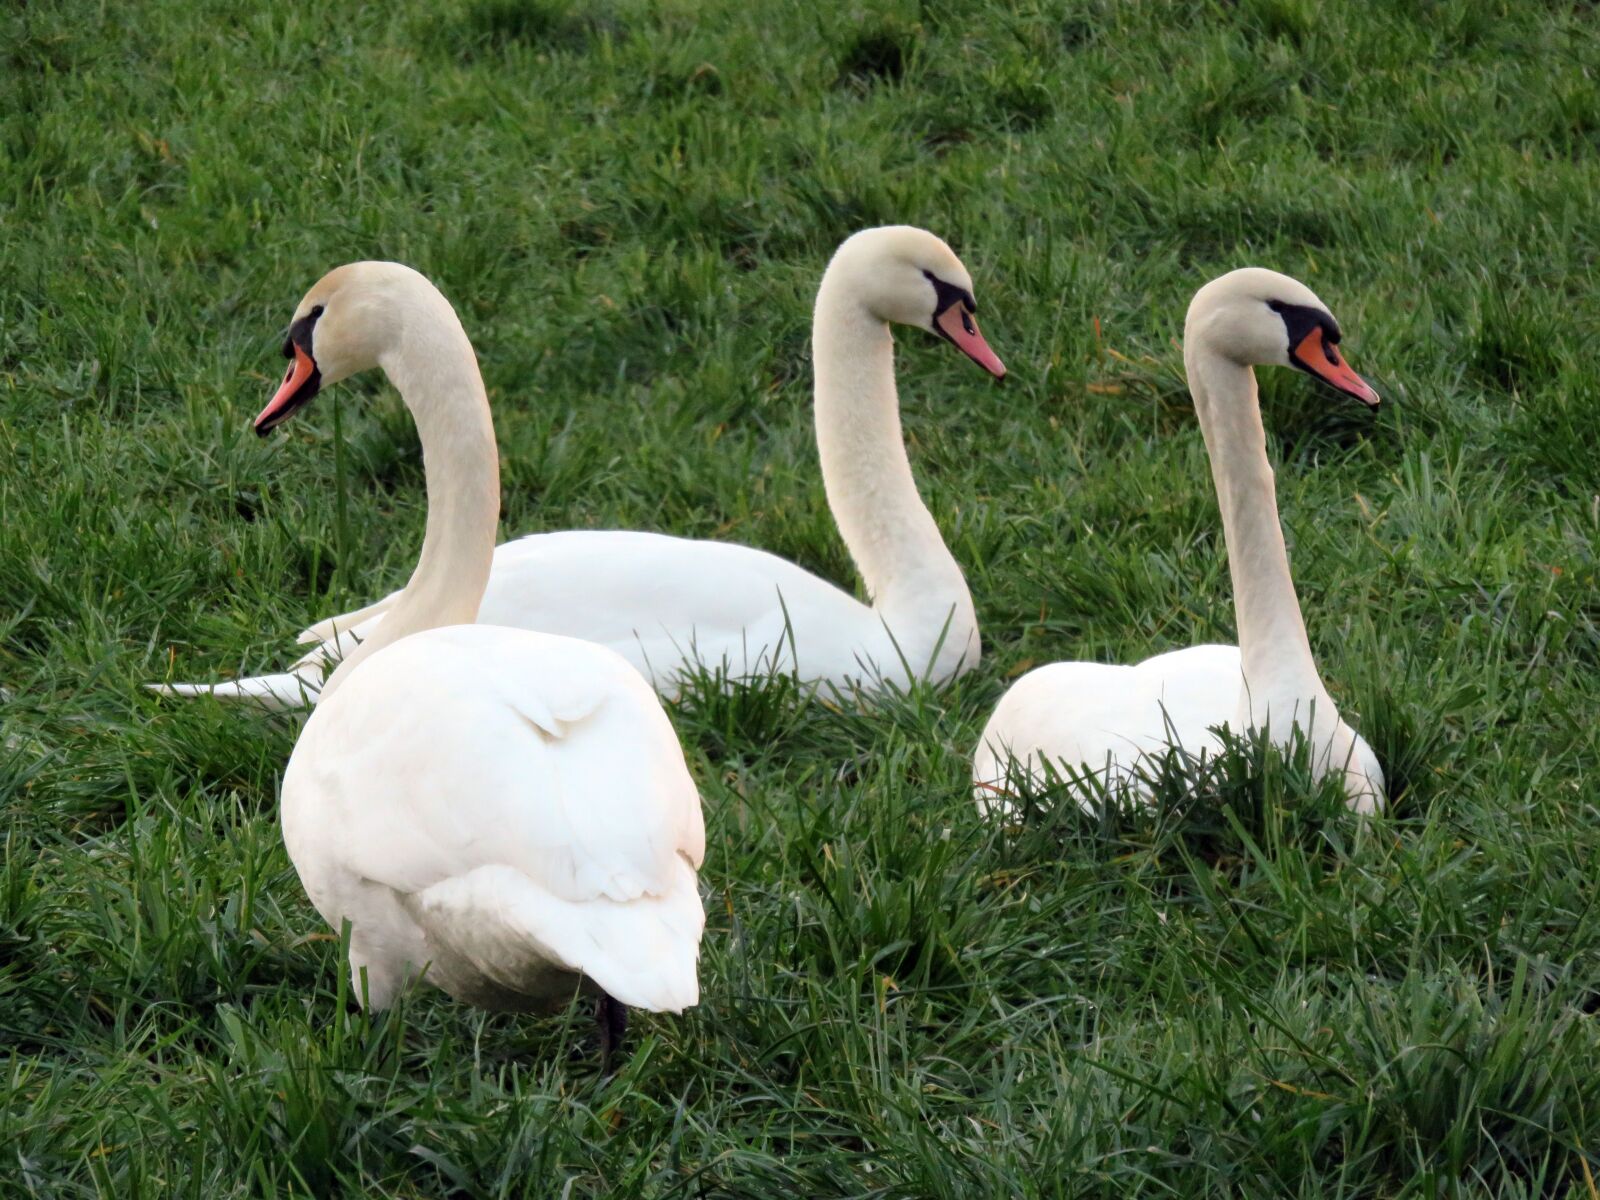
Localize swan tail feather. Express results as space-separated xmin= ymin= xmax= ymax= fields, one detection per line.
xmin=412 ymin=860 xmax=703 ymax=1014
xmin=144 ymin=671 xmax=321 ymax=711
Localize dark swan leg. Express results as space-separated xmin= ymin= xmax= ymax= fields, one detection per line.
xmin=596 ymin=992 xmax=629 ymax=1073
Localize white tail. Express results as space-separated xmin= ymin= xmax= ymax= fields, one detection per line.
xmin=145 ymin=671 xmax=322 ymax=712
xmin=146 ymin=612 xmax=373 ymax=712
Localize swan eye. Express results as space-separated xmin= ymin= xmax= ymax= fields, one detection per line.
xmin=921 ymin=268 xmax=977 ymax=319
xmin=961 ymin=310 xmax=976 ymax=336
xmin=284 ymin=305 xmax=325 ymax=357
xmin=1267 ymin=299 xmax=1340 ymax=352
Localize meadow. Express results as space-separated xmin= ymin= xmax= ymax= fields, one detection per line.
xmin=4 ymin=0 xmax=1600 ymax=1194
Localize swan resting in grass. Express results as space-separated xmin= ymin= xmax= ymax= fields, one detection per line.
xmin=973 ymin=268 xmax=1386 ymax=817
xmin=151 ymin=227 xmax=1006 ymax=709
xmin=258 ymin=261 xmax=705 ymax=1061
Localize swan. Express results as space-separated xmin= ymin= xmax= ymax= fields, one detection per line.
xmin=972 ymin=268 xmax=1386 ymax=816
xmin=259 ymin=261 xmax=705 ymax=1058
xmin=151 ymin=227 xmax=1006 ymax=709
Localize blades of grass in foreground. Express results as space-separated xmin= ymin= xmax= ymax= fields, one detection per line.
xmin=5 ymin=0 xmax=1600 ymax=1194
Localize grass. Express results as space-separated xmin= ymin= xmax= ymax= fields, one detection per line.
xmin=4 ymin=0 xmax=1600 ymax=1193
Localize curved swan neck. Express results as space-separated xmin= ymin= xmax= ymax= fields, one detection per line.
xmin=1184 ymin=343 xmax=1324 ymax=711
xmin=321 ymin=293 xmax=499 ymax=698
xmin=812 ymin=270 xmax=969 ymax=626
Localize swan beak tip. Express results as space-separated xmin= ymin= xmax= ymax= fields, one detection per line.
xmin=1291 ymin=327 xmax=1380 ymax=411
xmin=252 ymin=342 xmax=321 ymax=435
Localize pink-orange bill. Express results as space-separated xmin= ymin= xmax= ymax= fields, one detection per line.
xmin=255 ymin=343 xmax=318 ymax=434
xmin=935 ymin=306 xmax=1006 ymax=378
xmin=1292 ymin=326 xmax=1378 ymax=407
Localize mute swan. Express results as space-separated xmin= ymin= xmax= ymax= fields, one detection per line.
xmin=260 ymin=262 xmax=705 ymax=1058
xmin=152 ymin=227 xmax=1005 ymax=709
xmin=973 ymin=268 xmax=1386 ymax=816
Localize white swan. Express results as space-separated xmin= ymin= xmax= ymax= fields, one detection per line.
xmin=973 ymin=268 xmax=1386 ymax=816
xmin=153 ymin=227 xmax=1005 ymax=709
xmin=261 ymin=262 xmax=705 ymax=1056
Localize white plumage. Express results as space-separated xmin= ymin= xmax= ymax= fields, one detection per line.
xmin=283 ymin=626 xmax=704 ymax=1013
xmin=152 ymin=226 xmax=1006 ymax=708
xmin=974 ymin=269 xmax=1386 ymax=816
xmin=255 ymin=261 xmax=705 ymax=1031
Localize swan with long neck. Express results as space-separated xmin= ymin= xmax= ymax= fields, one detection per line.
xmin=263 ymin=262 xmax=706 ymax=1057
xmin=151 ymin=227 xmax=1005 ymax=708
xmin=973 ymin=268 xmax=1385 ymax=814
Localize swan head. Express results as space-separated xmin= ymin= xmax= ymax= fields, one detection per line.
xmin=255 ymin=261 xmax=429 ymax=435
xmin=1185 ymin=267 xmax=1379 ymax=408
xmin=825 ymin=226 xmax=1006 ymax=378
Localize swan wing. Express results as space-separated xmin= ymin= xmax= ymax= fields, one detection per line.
xmin=155 ymin=529 xmax=955 ymax=705
xmin=973 ymin=645 xmax=1243 ymax=808
xmin=469 ymin=530 xmax=874 ymax=685
xmin=282 ymin=625 xmax=704 ymax=1010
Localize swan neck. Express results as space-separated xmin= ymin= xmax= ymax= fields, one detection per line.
xmin=812 ymin=278 xmax=970 ymax=632
xmin=1186 ymin=346 xmax=1325 ymax=716
xmin=322 ymin=311 xmax=498 ymax=697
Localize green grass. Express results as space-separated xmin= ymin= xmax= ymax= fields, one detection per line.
xmin=4 ymin=0 xmax=1600 ymax=1194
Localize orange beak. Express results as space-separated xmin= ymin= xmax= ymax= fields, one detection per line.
xmin=254 ymin=342 xmax=321 ymax=435
xmin=935 ymin=305 xmax=1006 ymax=379
xmin=1290 ymin=326 xmax=1379 ymax=408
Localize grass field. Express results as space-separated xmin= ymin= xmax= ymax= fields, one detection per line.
xmin=5 ymin=0 xmax=1600 ymax=1194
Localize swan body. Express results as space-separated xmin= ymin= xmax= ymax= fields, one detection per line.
xmin=152 ymin=227 xmax=1006 ymax=708
xmin=171 ymin=527 xmax=972 ymax=709
xmin=284 ymin=625 xmax=703 ymax=1013
xmin=974 ymin=268 xmax=1386 ymax=815
xmin=259 ymin=261 xmax=705 ymax=1029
